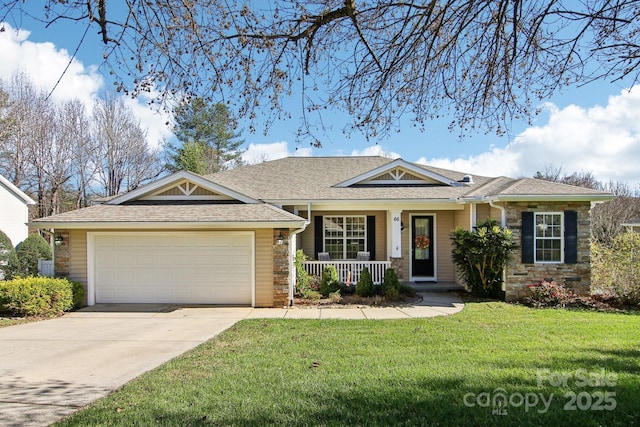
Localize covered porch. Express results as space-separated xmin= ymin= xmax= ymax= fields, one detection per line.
xmin=302 ymin=259 xmax=392 ymax=284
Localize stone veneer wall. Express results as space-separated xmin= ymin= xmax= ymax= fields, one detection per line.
xmin=504 ymin=201 xmax=592 ymax=301
xmin=273 ymin=229 xmax=290 ymax=307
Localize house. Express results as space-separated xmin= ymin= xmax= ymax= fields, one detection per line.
xmin=621 ymin=219 xmax=640 ymax=233
xmin=31 ymin=156 xmax=612 ymax=306
xmin=0 ymin=174 xmax=35 ymax=247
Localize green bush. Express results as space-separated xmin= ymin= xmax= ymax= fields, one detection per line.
xmin=320 ymin=265 xmax=340 ymax=297
xmin=0 ymin=276 xmax=74 ymax=317
xmin=355 ymin=267 xmax=375 ymax=297
xmin=450 ymin=219 xmax=517 ymax=298
xmin=398 ymin=283 xmax=417 ymax=297
xmin=294 ymin=250 xmax=310 ymax=296
xmin=0 ymin=229 xmax=19 ymax=280
xmin=302 ymin=289 xmax=322 ymax=301
xmin=592 ymin=232 xmax=640 ymax=306
xmin=71 ymin=281 xmax=86 ymax=309
xmin=381 ymin=268 xmax=400 ymax=296
xmin=16 ymin=233 xmax=52 ymax=276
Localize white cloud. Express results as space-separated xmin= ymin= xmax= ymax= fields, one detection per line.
xmin=0 ymin=23 xmax=102 ymax=108
xmin=122 ymin=94 xmax=173 ymax=149
xmin=421 ymin=88 xmax=640 ymax=184
xmin=349 ymin=144 xmax=401 ymax=159
xmin=0 ymin=22 xmax=172 ymax=149
xmin=242 ymin=141 xmax=313 ymax=164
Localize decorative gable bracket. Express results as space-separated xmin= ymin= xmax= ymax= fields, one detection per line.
xmin=334 ymin=158 xmax=462 ymax=187
xmin=106 ymin=171 xmax=259 ymax=205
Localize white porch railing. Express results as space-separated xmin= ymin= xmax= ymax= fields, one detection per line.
xmin=38 ymin=259 xmax=54 ymax=277
xmin=303 ymin=261 xmax=391 ymax=284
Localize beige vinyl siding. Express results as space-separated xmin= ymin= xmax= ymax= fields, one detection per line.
xmin=254 ymin=228 xmax=274 ymax=307
xmin=454 ymin=204 xmax=471 ymax=230
xmin=69 ymin=229 xmax=88 ymax=285
xmin=299 ymin=211 xmax=387 ymax=261
xmin=476 ymin=203 xmax=491 ymax=223
xmin=435 ymin=212 xmax=455 ymax=282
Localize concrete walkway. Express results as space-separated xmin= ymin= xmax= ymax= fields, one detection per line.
xmin=0 ymin=292 xmax=463 ymax=427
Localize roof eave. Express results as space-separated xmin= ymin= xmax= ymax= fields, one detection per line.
xmin=487 ymin=194 xmax=614 ymax=202
xmin=0 ymin=175 xmax=36 ymax=205
xmin=29 ymin=220 xmax=307 ymax=230
xmin=264 ymin=198 xmax=461 ymax=205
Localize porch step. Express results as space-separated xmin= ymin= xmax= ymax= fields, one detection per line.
xmin=405 ymin=281 xmax=466 ymax=293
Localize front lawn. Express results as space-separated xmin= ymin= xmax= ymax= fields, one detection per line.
xmin=0 ymin=317 xmax=31 ymax=328
xmin=57 ymin=302 xmax=639 ymax=426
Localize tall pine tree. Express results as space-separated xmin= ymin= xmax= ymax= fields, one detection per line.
xmin=167 ymin=99 xmax=244 ymax=174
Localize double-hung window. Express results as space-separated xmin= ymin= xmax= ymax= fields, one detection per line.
xmin=323 ymin=216 xmax=366 ymax=259
xmin=535 ymin=213 xmax=563 ymax=263
xmin=522 ymin=210 xmax=577 ymax=264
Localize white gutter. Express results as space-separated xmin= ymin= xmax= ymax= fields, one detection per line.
xmin=29 ymin=221 xmax=306 ymax=229
xmin=288 ymin=203 xmax=311 ymax=306
xmin=489 ymin=200 xmax=507 ymax=227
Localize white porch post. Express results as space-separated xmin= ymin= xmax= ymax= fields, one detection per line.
xmin=389 ymin=209 xmax=403 ymax=258
xmin=470 ymin=203 xmax=477 ymax=228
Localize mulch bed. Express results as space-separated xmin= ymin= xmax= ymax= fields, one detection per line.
xmin=293 ymin=293 xmax=424 ymax=308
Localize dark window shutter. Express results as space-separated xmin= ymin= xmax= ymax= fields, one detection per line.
xmin=564 ymin=211 xmax=578 ymax=264
xmin=367 ymin=216 xmax=376 ymax=260
xmin=521 ymin=211 xmax=534 ymax=263
xmin=314 ymin=216 xmax=323 ymax=259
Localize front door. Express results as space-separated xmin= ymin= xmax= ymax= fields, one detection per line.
xmin=411 ymin=215 xmax=435 ymax=279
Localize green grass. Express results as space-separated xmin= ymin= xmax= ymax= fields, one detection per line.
xmin=0 ymin=317 xmax=32 ymax=328
xmin=56 ymin=302 xmax=639 ymax=426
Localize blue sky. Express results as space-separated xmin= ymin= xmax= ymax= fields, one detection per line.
xmin=1 ymin=12 xmax=640 ymax=186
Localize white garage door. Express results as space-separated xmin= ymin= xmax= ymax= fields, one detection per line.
xmin=91 ymin=232 xmax=253 ymax=305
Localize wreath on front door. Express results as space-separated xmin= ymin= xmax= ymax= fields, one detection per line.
xmin=415 ymin=234 xmax=430 ymax=249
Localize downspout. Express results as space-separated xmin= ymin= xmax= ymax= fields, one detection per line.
xmin=288 ymin=202 xmax=311 ymax=306
xmin=489 ymin=199 xmax=508 ymax=292
xmin=489 ymin=199 xmax=507 ymax=227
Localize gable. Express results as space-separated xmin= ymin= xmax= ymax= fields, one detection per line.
xmin=141 ymin=179 xmax=235 ymax=201
xmin=107 ymin=171 xmax=258 ymax=205
xmin=335 ymin=158 xmax=461 ymax=188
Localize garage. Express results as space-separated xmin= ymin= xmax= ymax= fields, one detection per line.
xmin=89 ymin=232 xmax=254 ymax=305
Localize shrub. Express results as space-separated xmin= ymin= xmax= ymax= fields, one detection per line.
xmin=302 ymin=289 xmax=322 ymax=301
xmin=592 ymin=232 xmax=640 ymax=306
xmin=0 ymin=276 xmax=74 ymax=317
xmin=320 ymin=265 xmax=340 ymax=297
xmin=71 ymin=281 xmax=86 ymax=309
xmin=328 ymin=290 xmax=342 ymax=303
xmin=381 ymin=268 xmax=400 ymax=297
xmin=450 ymin=219 xmax=517 ymax=298
xmin=294 ymin=250 xmax=310 ymax=296
xmin=16 ymin=233 xmax=52 ymax=276
xmin=398 ymin=283 xmax=417 ymax=297
xmin=0 ymin=229 xmax=19 ymax=280
xmin=526 ymin=280 xmax=575 ymax=308
xmin=355 ymin=267 xmax=375 ymax=297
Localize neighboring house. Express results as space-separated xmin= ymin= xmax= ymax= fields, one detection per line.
xmin=31 ymin=157 xmax=612 ymax=307
xmin=621 ymin=219 xmax=640 ymax=233
xmin=0 ymin=174 xmax=35 ymax=247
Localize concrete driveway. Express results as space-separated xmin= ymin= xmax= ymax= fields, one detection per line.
xmin=0 ymin=305 xmax=254 ymax=427
xmin=0 ymin=293 xmax=463 ymax=426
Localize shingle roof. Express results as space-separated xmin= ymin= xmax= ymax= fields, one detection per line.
xmin=31 ymin=156 xmax=613 ymax=226
xmin=208 ymin=156 xmax=493 ymax=201
xmin=207 ymin=156 xmax=610 ymax=201
xmin=32 ymin=203 xmax=305 ymax=226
